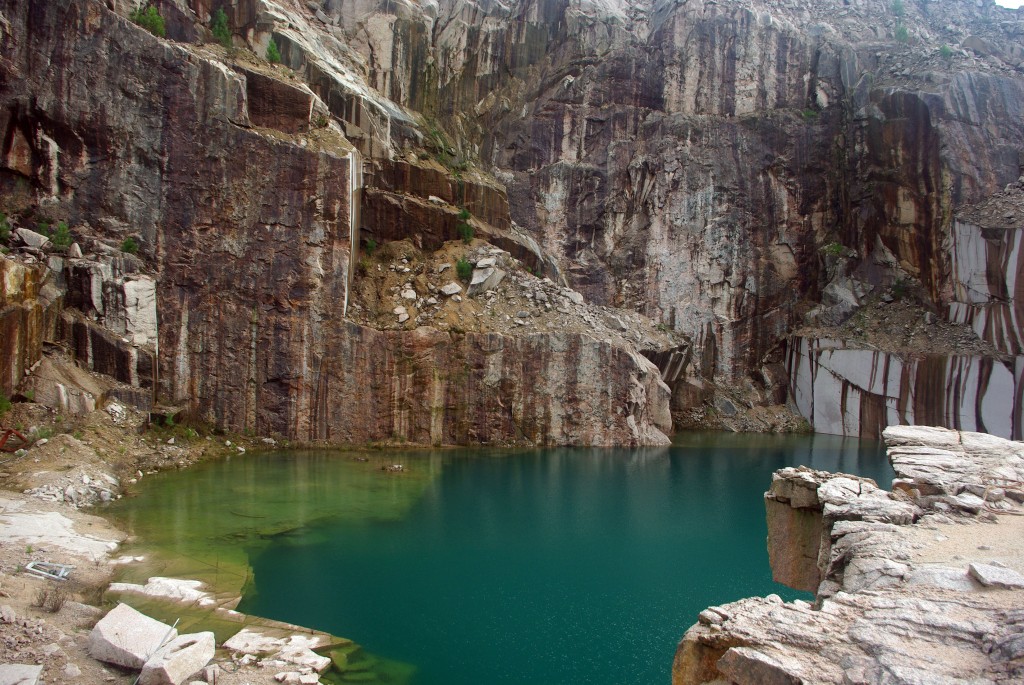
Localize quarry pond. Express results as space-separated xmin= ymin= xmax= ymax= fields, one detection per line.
xmin=105 ymin=433 xmax=893 ymax=685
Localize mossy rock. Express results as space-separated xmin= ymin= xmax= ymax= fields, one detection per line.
xmin=342 ymin=656 xmax=379 ymax=672
xmin=330 ymin=645 xmax=367 ymax=670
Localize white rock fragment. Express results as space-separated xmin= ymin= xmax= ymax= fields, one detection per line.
xmin=440 ymin=282 xmax=462 ymax=296
xmin=0 ymin=665 xmax=43 ymax=685
xmin=222 ymin=628 xmax=326 ymax=655
xmin=139 ymin=632 xmax=215 ymax=685
xmin=467 ymin=267 xmax=506 ymax=296
xmin=14 ymin=228 xmax=49 ymax=249
xmin=88 ymin=603 xmax=179 ymax=669
xmin=275 ymin=647 xmax=331 ymax=673
xmin=107 ymin=577 xmax=215 ymax=607
xmin=968 ymin=562 xmax=1024 ymax=589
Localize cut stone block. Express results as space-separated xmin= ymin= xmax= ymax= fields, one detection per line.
xmin=88 ymin=603 xmax=178 ymax=669
xmin=139 ymin=631 xmax=215 ymax=685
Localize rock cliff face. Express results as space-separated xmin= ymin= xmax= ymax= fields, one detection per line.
xmin=0 ymin=0 xmax=671 ymax=445
xmin=3 ymin=0 xmax=1024 ymax=441
xmin=305 ymin=0 xmax=1024 ymax=432
xmin=328 ymin=0 xmax=1024 ymax=370
xmin=675 ymin=426 xmax=1024 ymax=684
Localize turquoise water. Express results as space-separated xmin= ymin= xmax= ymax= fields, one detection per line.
xmin=109 ymin=432 xmax=889 ymax=685
xmin=231 ymin=433 xmax=889 ymax=685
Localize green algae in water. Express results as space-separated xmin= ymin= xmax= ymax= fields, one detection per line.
xmin=105 ymin=450 xmax=443 ymax=596
xmin=109 ymin=434 xmax=891 ymax=685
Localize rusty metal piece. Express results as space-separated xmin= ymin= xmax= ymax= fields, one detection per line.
xmin=0 ymin=428 xmax=28 ymax=453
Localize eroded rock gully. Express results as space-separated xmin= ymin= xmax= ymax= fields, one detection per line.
xmin=675 ymin=425 xmax=1024 ymax=685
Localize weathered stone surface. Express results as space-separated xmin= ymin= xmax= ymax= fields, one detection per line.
xmin=787 ymin=338 xmax=1024 ymax=439
xmin=466 ymin=266 xmax=506 ymax=297
xmin=88 ymin=603 xmax=178 ymax=669
xmin=0 ymin=259 xmax=62 ymax=398
xmin=969 ymin=563 xmax=1024 ymax=590
xmin=716 ymin=647 xmax=803 ymax=685
xmin=274 ymin=647 xmax=331 ymax=673
xmin=139 ymin=632 xmax=215 ymax=685
xmin=0 ymin=665 xmax=42 ymax=685
xmin=222 ymin=627 xmax=332 ymax=656
xmin=13 ymin=229 xmax=49 ymax=250
xmin=108 ymin=577 xmax=215 ymax=607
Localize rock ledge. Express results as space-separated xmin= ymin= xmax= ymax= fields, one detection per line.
xmin=674 ymin=426 xmax=1024 ymax=685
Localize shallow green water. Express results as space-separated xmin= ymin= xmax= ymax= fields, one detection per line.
xmin=108 ymin=432 xmax=890 ymax=685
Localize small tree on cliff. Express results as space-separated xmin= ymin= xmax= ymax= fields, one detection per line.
xmin=211 ymin=8 xmax=231 ymax=48
xmin=456 ymin=258 xmax=473 ymax=282
xmin=130 ymin=5 xmax=166 ymax=38
xmin=267 ymin=38 xmax=282 ymax=64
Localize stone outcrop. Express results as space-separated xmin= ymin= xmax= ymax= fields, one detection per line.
xmin=674 ymin=425 xmax=1024 ymax=684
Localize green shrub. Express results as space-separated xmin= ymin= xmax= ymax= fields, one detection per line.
xmin=121 ymin=237 xmax=139 ymax=254
xmin=895 ymin=25 xmax=909 ymax=42
xmin=0 ymin=213 xmax=9 ymax=243
xmin=821 ymin=241 xmax=844 ymax=257
xmin=801 ymin=108 xmax=819 ymax=120
xmin=51 ymin=221 xmax=71 ymax=248
xmin=456 ymin=258 xmax=473 ymax=282
xmin=456 ymin=208 xmax=474 ymax=244
xmin=891 ymin=0 xmax=904 ymax=17
xmin=0 ymin=393 xmax=11 ymax=419
xmin=939 ymin=44 xmax=953 ymax=60
xmin=365 ymin=238 xmax=377 ymax=256
xmin=266 ymin=37 xmax=282 ymax=64
xmin=211 ymin=8 xmax=231 ymax=48
xmin=130 ymin=5 xmax=166 ymax=38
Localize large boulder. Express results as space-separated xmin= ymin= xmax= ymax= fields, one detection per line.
xmin=88 ymin=603 xmax=178 ymax=669
xmin=139 ymin=632 xmax=215 ymax=685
